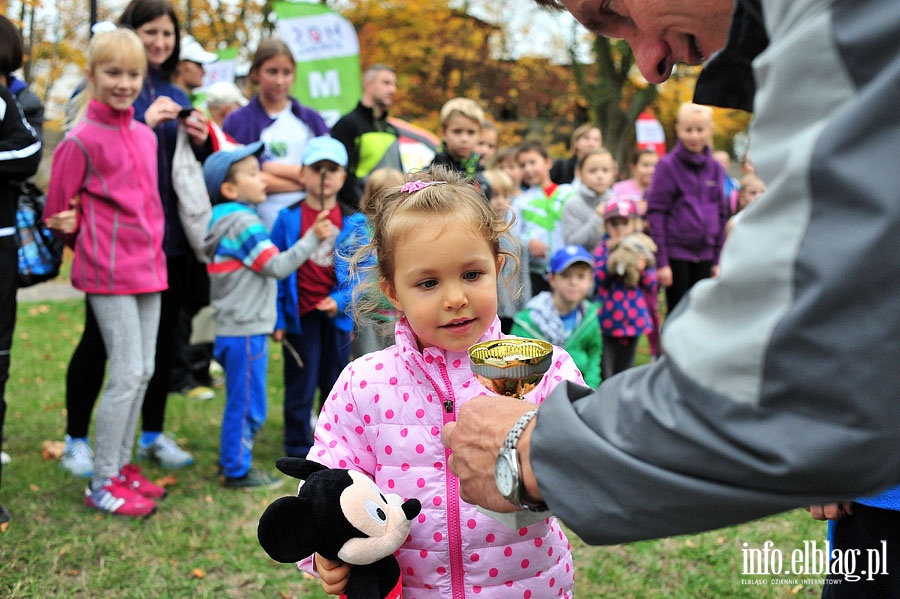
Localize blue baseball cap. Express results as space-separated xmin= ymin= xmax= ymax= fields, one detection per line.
xmin=203 ymin=141 xmax=264 ymax=204
xmin=550 ymin=245 xmax=594 ymax=274
xmin=301 ymin=136 xmax=348 ymax=167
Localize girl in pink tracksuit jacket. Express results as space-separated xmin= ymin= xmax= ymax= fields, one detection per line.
xmin=301 ymin=167 xmax=578 ymax=598
xmin=45 ymin=28 xmax=168 ymax=518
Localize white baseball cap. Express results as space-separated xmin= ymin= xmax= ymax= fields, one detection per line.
xmin=180 ymin=36 xmax=217 ymax=65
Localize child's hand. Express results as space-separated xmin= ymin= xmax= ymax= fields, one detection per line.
xmin=271 ymin=329 xmax=284 ymax=342
xmin=657 ymin=265 xmax=672 ymax=287
xmin=46 ymin=197 xmax=80 ymax=234
xmin=636 ymin=255 xmax=648 ymax=271
xmin=312 ymin=210 xmax=335 ymax=240
xmin=316 ymin=296 xmax=338 ymax=317
xmin=314 ymin=553 xmax=351 ymax=596
xmin=528 ymin=238 xmax=548 ymax=259
xmin=808 ymin=502 xmax=852 ymax=521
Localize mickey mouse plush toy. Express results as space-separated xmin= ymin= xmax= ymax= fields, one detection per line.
xmin=258 ymin=458 xmax=422 ymax=599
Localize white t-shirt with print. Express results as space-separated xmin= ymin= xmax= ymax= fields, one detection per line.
xmin=258 ymin=106 xmax=313 ymax=229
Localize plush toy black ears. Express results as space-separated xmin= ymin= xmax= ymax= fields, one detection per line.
xmin=258 ymin=495 xmax=314 ymax=563
xmin=257 ymin=458 xmax=329 ymax=564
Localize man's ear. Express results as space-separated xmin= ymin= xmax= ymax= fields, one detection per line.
xmin=379 ymin=278 xmax=403 ymax=311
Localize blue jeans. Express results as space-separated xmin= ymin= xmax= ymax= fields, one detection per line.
xmin=214 ymin=335 xmax=268 ymax=479
xmin=283 ymin=311 xmax=351 ymax=457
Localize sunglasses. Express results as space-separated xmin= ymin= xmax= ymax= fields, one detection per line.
xmin=308 ymin=163 xmax=343 ymax=174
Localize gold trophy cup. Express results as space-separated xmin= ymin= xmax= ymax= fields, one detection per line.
xmin=468 ymin=338 xmax=554 ymax=399
xmin=467 ymin=337 xmax=554 ymax=528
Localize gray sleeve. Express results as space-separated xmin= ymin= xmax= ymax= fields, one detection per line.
xmin=561 ymin=198 xmax=603 ymax=249
xmin=531 ymin=0 xmax=900 ymax=545
xmin=259 ymin=228 xmax=322 ymax=279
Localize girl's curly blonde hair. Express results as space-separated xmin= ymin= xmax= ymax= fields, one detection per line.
xmin=350 ymin=165 xmax=517 ymax=328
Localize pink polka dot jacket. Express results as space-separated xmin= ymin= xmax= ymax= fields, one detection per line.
xmin=302 ymin=316 xmax=578 ymax=598
xmin=593 ymin=237 xmax=658 ymax=338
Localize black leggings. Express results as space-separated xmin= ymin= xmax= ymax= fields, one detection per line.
xmin=664 ymin=259 xmax=713 ymax=314
xmin=601 ymin=335 xmax=639 ymax=379
xmin=0 ymin=236 xmax=17 ymax=494
xmin=66 ymin=254 xmax=190 ymax=438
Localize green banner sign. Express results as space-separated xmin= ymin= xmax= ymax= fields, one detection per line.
xmin=275 ymin=1 xmax=361 ymax=127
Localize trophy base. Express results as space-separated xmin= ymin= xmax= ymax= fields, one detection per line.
xmin=477 ymin=506 xmax=552 ymax=529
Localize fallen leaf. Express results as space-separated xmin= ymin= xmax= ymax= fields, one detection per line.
xmin=204 ymin=495 xmax=214 ymax=504
xmin=29 ymin=484 xmax=40 ymax=492
xmin=66 ymin=570 xmax=80 ymax=577
xmin=791 ymin=585 xmax=805 ymax=594
xmin=155 ymin=474 xmax=178 ymax=488
xmin=0 ymin=521 xmax=9 ymax=533
xmin=42 ymin=440 xmax=65 ymax=461
xmin=684 ymin=539 xmax=696 ymax=548
xmin=190 ymin=568 xmax=206 ymax=579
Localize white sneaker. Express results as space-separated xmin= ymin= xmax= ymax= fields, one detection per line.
xmin=137 ymin=433 xmax=195 ymax=468
xmin=0 ymin=451 xmax=10 ymax=465
xmin=61 ymin=435 xmax=94 ymax=478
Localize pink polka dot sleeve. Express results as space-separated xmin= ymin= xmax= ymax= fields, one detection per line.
xmin=308 ymin=361 xmax=378 ymax=477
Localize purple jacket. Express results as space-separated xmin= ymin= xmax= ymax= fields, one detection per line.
xmin=646 ymin=141 xmax=729 ymax=267
xmin=221 ymin=96 xmax=329 ymax=148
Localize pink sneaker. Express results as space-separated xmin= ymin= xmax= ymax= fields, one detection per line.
xmin=119 ymin=464 xmax=167 ymax=499
xmin=85 ymin=477 xmax=157 ymax=518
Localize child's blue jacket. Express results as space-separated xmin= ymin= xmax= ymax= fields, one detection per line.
xmin=270 ymin=201 xmax=368 ymax=335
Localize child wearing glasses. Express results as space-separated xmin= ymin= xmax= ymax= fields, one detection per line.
xmin=270 ymin=137 xmax=366 ymax=459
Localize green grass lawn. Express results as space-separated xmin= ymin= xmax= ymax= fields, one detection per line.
xmin=1 ymin=296 xmax=824 ymax=598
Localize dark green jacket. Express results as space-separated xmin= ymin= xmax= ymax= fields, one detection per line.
xmin=510 ymin=300 xmax=602 ymax=389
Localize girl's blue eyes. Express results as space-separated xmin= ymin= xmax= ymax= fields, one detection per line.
xmin=417 ymin=272 xmax=482 ymax=289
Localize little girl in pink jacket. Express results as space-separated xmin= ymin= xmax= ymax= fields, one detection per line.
xmin=45 ymin=28 xmax=167 ymax=518
xmin=301 ymin=167 xmax=579 ymax=598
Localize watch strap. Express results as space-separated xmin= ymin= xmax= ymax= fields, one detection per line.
xmin=503 ymin=409 xmax=538 ymax=450
xmin=502 ymin=409 xmax=549 ymax=512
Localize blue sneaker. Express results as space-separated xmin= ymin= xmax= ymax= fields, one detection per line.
xmin=137 ymin=434 xmax=194 ymax=468
xmin=61 ymin=436 xmax=94 ymax=478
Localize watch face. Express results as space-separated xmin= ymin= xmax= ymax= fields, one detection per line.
xmin=494 ymin=451 xmax=517 ymax=498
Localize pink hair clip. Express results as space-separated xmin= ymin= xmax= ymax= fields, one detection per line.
xmin=400 ymin=180 xmax=447 ymax=193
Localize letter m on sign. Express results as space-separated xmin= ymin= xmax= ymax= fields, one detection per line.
xmin=308 ymin=70 xmax=341 ymax=99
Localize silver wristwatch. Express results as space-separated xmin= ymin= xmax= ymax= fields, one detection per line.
xmin=494 ymin=409 xmax=548 ymax=512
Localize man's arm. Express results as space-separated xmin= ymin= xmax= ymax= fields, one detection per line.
xmin=446 ymin=0 xmax=900 ymax=544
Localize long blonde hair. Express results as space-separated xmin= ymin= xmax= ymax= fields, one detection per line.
xmin=71 ymin=28 xmax=147 ymax=123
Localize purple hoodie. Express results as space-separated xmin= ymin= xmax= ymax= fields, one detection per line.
xmin=222 ymin=96 xmax=329 ymax=148
xmin=646 ymin=141 xmax=729 ymax=267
